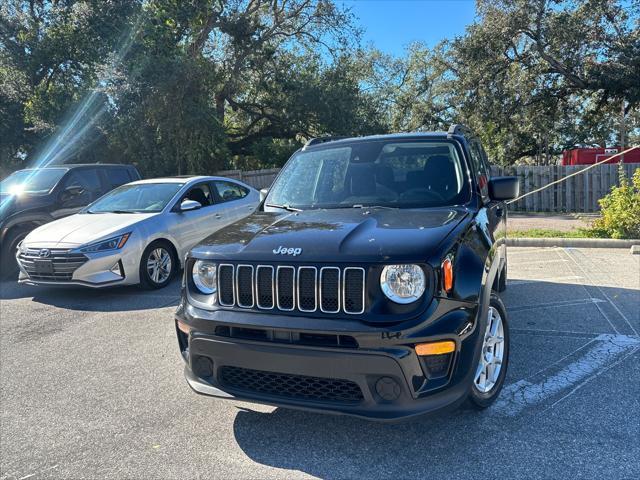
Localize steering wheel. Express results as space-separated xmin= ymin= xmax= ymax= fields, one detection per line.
xmin=399 ymin=188 xmax=446 ymax=202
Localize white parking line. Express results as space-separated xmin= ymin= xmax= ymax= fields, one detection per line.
xmin=492 ymin=334 xmax=640 ymax=416
xmin=562 ymin=248 xmax=639 ymax=336
xmin=513 ymin=259 xmax=569 ymax=265
xmin=555 ymin=249 xmax=621 ymax=335
xmin=508 ymin=275 xmax=583 ymax=286
xmin=509 ymin=297 xmax=605 ymax=312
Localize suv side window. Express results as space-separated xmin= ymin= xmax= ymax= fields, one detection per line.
xmin=181 ymin=183 xmax=213 ymax=207
xmin=214 ymin=181 xmax=249 ymax=203
xmin=469 ymin=141 xmax=489 ymax=199
xmin=61 ymin=168 xmax=102 ymax=206
xmin=105 ymin=168 xmax=132 ymax=189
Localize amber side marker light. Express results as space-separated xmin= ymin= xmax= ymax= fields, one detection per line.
xmin=442 ymin=257 xmax=454 ymax=293
xmin=415 ymin=340 xmax=456 ymax=356
xmin=117 ymin=233 xmax=131 ymax=249
xmin=176 ymin=320 xmax=191 ymax=335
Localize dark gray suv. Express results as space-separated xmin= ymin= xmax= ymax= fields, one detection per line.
xmin=0 ymin=163 xmax=140 ymax=276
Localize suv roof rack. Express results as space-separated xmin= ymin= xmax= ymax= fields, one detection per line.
xmin=303 ymin=136 xmax=349 ymax=149
xmin=447 ymin=124 xmax=475 ymax=138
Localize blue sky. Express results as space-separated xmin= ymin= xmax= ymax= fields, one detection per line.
xmin=341 ymin=0 xmax=477 ymax=55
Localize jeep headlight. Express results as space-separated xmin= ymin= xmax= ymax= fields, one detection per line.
xmin=380 ymin=264 xmax=426 ymax=304
xmin=192 ymin=260 xmax=217 ymax=294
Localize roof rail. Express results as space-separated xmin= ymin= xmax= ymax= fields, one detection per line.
xmin=303 ymin=136 xmax=349 ymax=149
xmin=447 ymin=124 xmax=474 ymax=138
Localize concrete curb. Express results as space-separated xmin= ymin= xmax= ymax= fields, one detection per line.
xmin=506 ymin=237 xmax=640 ymax=249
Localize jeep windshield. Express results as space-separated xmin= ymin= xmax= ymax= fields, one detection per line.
xmin=264 ymin=140 xmax=470 ymax=211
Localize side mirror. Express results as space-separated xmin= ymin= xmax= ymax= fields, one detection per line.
xmin=60 ymin=185 xmax=84 ymax=202
xmin=488 ymin=176 xmax=520 ymax=201
xmin=259 ymin=188 xmax=269 ymax=202
xmin=180 ymin=199 xmax=202 ymax=212
xmin=64 ymin=185 xmax=85 ymax=197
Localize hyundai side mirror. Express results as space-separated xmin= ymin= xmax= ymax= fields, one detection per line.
xmin=259 ymin=188 xmax=269 ymax=202
xmin=488 ymin=176 xmax=519 ymax=201
xmin=180 ymin=199 xmax=202 ymax=212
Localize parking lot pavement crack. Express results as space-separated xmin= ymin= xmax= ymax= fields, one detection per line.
xmin=491 ymin=334 xmax=640 ymax=417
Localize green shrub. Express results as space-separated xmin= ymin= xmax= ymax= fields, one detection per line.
xmin=590 ymin=167 xmax=640 ymax=239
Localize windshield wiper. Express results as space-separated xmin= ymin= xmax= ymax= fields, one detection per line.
xmin=264 ymin=203 xmax=302 ymax=212
xmin=350 ymin=204 xmax=398 ymax=210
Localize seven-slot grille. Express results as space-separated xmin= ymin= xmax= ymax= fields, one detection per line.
xmin=17 ymin=248 xmax=88 ymax=281
xmin=216 ymin=264 xmax=365 ymax=315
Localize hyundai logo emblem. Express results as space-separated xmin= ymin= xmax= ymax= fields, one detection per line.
xmin=39 ymin=249 xmax=51 ymax=258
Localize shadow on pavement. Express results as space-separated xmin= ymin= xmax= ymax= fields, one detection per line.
xmin=232 ymin=406 xmax=485 ymax=479
xmin=0 ymin=277 xmax=181 ymax=312
xmin=230 ymin=280 xmax=638 ymax=478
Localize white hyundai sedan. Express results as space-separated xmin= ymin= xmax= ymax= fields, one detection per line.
xmin=16 ymin=176 xmax=260 ymax=289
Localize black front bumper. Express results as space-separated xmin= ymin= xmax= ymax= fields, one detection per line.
xmin=176 ymin=300 xmax=482 ymax=421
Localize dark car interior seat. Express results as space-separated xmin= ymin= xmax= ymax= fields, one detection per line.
xmin=375 ymin=165 xmax=396 ymax=191
xmin=423 ymin=155 xmax=458 ymax=197
xmin=342 ymin=163 xmax=397 ymax=203
xmin=185 ymin=187 xmax=209 ymax=206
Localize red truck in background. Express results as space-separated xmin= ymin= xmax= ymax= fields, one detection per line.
xmin=562 ymin=147 xmax=640 ymax=165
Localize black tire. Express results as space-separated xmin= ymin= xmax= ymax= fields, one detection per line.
xmin=465 ymin=293 xmax=510 ymax=409
xmin=138 ymin=240 xmax=177 ymax=290
xmin=1 ymin=228 xmax=29 ymax=280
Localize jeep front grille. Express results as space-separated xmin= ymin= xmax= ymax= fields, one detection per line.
xmin=18 ymin=248 xmax=88 ymax=282
xmin=216 ymin=264 xmax=366 ymax=315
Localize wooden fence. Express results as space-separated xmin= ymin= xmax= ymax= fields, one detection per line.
xmin=216 ymin=168 xmax=280 ymax=190
xmin=218 ymin=164 xmax=640 ymax=213
xmin=492 ymin=164 xmax=639 ymax=213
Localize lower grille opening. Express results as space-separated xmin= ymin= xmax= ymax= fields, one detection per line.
xmin=230 ymin=327 xmax=269 ymax=341
xmin=219 ymin=366 xmax=364 ymax=403
xmin=214 ymin=326 xmax=358 ymax=349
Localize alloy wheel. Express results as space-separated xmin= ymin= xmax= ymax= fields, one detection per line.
xmin=146 ymin=247 xmax=172 ymax=284
xmin=473 ymin=306 xmax=505 ymax=393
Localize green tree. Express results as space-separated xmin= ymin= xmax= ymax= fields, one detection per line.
xmin=387 ymin=0 xmax=640 ymax=165
xmin=0 ymin=0 xmax=138 ymax=172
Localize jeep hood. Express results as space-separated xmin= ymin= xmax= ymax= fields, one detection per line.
xmin=192 ymin=207 xmax=470 ymax=263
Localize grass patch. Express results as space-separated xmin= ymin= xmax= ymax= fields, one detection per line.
xmin=507 ymin=228 xmax=595 ymax=238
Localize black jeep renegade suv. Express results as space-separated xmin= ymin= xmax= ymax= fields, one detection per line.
xmin=175 ymin=125 xmax=520 ymax=420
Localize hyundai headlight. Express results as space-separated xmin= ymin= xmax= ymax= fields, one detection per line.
xmin=192 ymin=260 xmax=217 ymax=294
xmin=380 ymin=264 xmax=426 ymax=304
xmin=79 ymin=233 xmax=131 ymax=253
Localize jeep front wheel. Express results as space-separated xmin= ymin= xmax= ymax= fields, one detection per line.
xmin=466 ymin=293 xmax=510 ymax=409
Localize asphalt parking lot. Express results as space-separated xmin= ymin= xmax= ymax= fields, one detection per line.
xmin=1 ymin=247 xmax=639 ymax=479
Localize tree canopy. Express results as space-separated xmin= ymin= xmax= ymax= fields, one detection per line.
xmin=1 ymin=0 xmax=638 ymax=176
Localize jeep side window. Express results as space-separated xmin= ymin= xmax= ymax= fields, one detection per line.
xmin=469 ymin=141 xmax=489 ymax=199
xmin=214 ymin=181 xmax=249 ymax=203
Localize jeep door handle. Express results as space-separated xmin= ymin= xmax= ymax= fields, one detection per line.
xmin=215 ymin=213 xmax=222 ymax=219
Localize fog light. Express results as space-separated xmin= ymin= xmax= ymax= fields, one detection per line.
xmin=193 ymin=355 xmax=214 ymax=378
xmin=375 ymin=376 xmax=401 ymax=401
